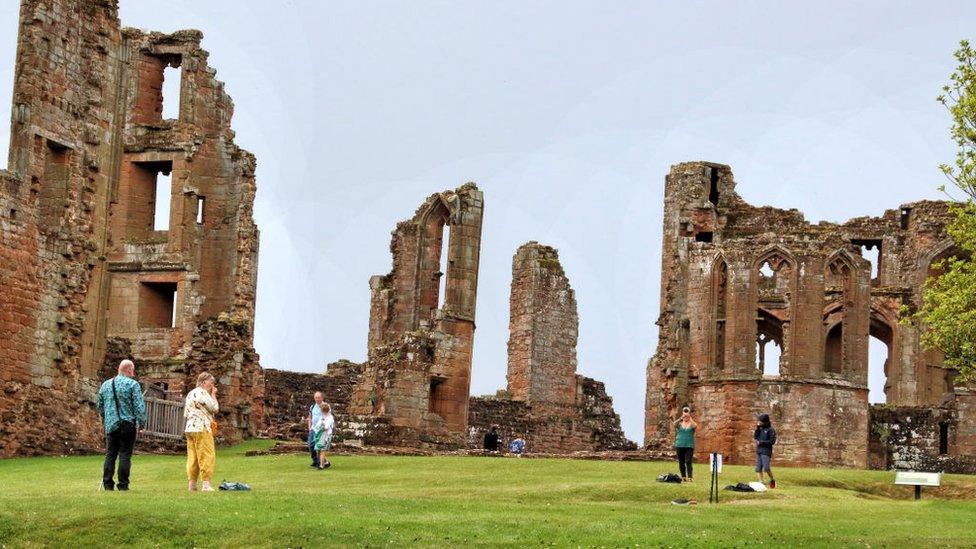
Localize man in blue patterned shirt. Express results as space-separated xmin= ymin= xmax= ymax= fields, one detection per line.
xmin=96 ymin=360 xmax=147 ymax=491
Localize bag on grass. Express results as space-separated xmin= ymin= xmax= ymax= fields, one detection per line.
xmin=656 ymin=473 xmax=683 ymax=483
xmin=723 ymin=482 xmax=755 ymax=492
xmin=218 ymin=481 xmax=251 ymax=491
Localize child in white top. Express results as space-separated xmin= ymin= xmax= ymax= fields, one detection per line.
xmin=313 ymin=402 xmax=335 ymax=470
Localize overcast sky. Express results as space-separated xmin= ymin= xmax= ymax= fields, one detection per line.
xmin=0 ymin=1 xmax=973 ymax=442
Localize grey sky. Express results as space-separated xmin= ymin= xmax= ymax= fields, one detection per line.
xmin=0 ymin=2 xmax=972 ymax=442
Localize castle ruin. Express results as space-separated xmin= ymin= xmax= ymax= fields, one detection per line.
xmin=0 ymin=0 xmax=262 ymax=455
xmin=645 ymin=162 xmax=976 ymax=471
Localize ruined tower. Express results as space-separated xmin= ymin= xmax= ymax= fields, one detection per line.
xmin=646 ymin=162 xmax=968 ymax=468
xmin=347 ymin=183 xmax=484 ymax=445
xmin=0 ymin=0 xmax=261 ymax=455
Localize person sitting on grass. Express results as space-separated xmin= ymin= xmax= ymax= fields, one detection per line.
xmin=754 ymin=413 xmax=777 ymax=489
xmin=508 ymin=434 xmax=526 ymax=457
xmin=313 ymin=402 xmax=335 ymax=470
xmin=673 ymin=406 xmax=697 ymax=482
xmin=484 ymin=425 xmax=500 ymax=453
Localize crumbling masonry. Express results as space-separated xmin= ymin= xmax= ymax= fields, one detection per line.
xmin=343 ymin=184 xmax=485 ymax=446
xmin=0 ymin=0 xmax=262 ymax=456
xmin=646 ymin=162 xmax=976 ymax=470
xmin=264 ymin=240 xmax=633 ymax=452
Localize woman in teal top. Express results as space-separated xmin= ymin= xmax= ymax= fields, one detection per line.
xmin=674 ymin=406 xmax=697 ymax=481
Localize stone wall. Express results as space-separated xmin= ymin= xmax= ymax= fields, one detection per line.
xmin=869 ymin=404 xmax=976 ymax=474
xmin=646 ymin=161 xmax=959 ymax=468
xmin=263 ymin=361 xmax=362 ymax=441
xmin=0 ymin=0 xmax=261 ymax=456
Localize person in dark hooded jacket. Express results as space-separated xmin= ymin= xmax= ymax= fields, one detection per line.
xmin=754 ymin=413 xmax=777 ymax=488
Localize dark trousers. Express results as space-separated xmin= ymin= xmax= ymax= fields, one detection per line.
xmin=308 ymin=430 xmax=319 ymax=467
xmin=676 ymin=447 xmax=694 ymax=478
xmin=102 ymin=422 xmax=136 ymax=489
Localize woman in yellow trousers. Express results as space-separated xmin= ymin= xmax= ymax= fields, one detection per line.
xmin=184 ymin=372 xmax=219 ymax=492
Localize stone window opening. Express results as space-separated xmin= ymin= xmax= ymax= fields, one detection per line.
xmin=852 ymin=239 xmax=882 ymax=283
xmin=713 ymin=260 xmax=728 ymax=370
xmin=154 ymin=170 xmax=172 ymax=231
xmin=139 ymin=281 xmax=177 ymax=329
xmin=868 ymin=317 xmax=893 ymax=403
xmin=38 ymin=138 xmax=70 ymax=232
xmin=939 ymin=422 xmax=950 ymax=455
xmin=428 ymin=376 xmax=448 ymax=416
xmin=123 ymin=159 xmax=173 ymax=238
xmin=437 ymin=224 xmax=451 ymax=311
xmin=824 ymin=322 xmax=843 ymax=374
xmin=196 ymin=196 xmax=205 ymax=225
xmin=900 ymin=207 xmax=912 ymax=230
xmin=756 ymin=310 xmax=783 ymax=376
xmin=135 ymin=53 xmax=182 ymax=124
xmin=756 ymin=252 xmax=793 ymax=299
xmin=708 ymin=167 xmax=720 ymax=205
xmin=161 ymin=63 xmax=182 ymax=120
xmin=696 ymin=231 xmax=713 ymax=243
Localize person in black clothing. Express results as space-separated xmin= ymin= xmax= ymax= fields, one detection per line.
xmin=754 ymin=413 xmax=777 ymax=488
xmin=483 ymin=425 xmax=500 ymax=452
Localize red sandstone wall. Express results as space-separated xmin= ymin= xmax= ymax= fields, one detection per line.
xmin=0 ymin=1 xmax=262 ymax=456
xmin=646 ymin=162 xmax=955 ymax=468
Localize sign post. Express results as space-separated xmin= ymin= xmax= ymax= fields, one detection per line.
xmin=709 ymin=452 xmax=722 ymax=503
xmin=894 ymin=471 xmax=941 ymax=500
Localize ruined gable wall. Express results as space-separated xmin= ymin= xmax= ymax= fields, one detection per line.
xmin=646 ymin=161 xmax=956 ymax=468
xmin=347 ymin=184 xmax=484 ymax=447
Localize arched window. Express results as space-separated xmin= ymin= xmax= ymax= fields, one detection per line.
xmin=756 ymin=309 xmax=783 ymax=376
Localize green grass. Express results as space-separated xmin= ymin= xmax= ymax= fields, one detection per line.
xmin=1 ymin=440 xmax=975 ymax=547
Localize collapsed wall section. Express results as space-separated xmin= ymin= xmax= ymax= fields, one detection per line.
xmin=646 ymin=161 xmax=960 ymax=468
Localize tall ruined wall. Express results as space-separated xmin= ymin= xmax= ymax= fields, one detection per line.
xmin=0 ymin=0 xmax=125 ymax=456
xmin=347 ymin=184 xmax=484 ymax=446
xmin=0 ymin=0 xmax=262 ymax=456
xmin=103 ymin=27 xmax=262 ymax=440
xmin=507 ymin=242 xmax=578 ymax=410
xmin=470 ymin=243 xmax=634 ymax=453
xmin=646 ymin=161 xmax=957 ymax=468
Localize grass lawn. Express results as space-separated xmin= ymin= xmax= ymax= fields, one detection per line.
xmin=1 ymin=440 xmax=975 ymax=548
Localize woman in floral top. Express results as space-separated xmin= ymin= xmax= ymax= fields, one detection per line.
xmin=184 ymin=372 xmax=219 ymax=492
